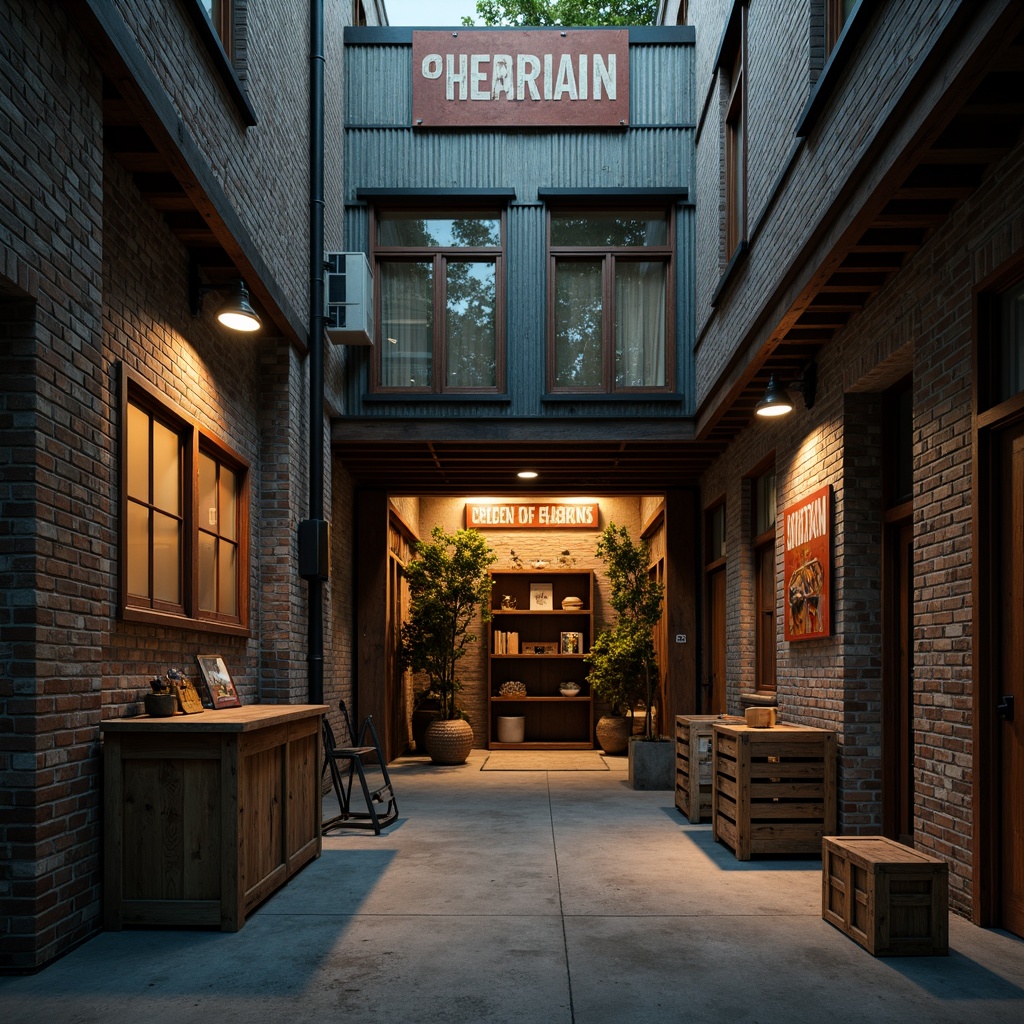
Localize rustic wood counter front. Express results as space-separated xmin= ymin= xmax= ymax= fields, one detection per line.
xmin=101 ymin=704 xmax=327 ymax=931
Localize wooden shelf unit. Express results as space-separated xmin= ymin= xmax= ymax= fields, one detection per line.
xmin=487 ymin=569 xmax=594 ymax=749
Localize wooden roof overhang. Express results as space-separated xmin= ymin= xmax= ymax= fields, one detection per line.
xmin=695 ymin=2 xmax=1024 ymax=447
xmin=65 ymin=0 xmax=306 ymax=348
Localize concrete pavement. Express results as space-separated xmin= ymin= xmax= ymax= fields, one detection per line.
xmin=2 ymin=749 xmax=1023 ymax=1023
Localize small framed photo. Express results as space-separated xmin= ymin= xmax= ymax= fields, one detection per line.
xmin=195 ymin=654 xmax=242 ymax=709
xmin=560 ymin=631 xmax=582 ymax=655
xmin=529 ymin=582 xmax=553 ymax=610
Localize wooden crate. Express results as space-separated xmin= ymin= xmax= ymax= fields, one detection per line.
xmin=674 ymin=715 xmax=719 ymax=822
xmin=822 ymin=835 xmax=949 ymax=956
xmin=712 ymin=723 xmax=837 ymax=861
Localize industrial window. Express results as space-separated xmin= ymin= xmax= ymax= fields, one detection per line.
xmin=548 ymin=209 xmax=672 ymax=393
xmin=994 ymin=277 xmax=1024 ymax=404
xmin=724 ymin=33 xmax=746 ymax=259
xmin=825 ymin=0 xmax=858 ymax=55
xmin=751 ymin=467 xmax=777 ymax=694
xmin=122 ymin=371 xmax=249 ymax=632
xmin=373 ymin=210 xmax=504 ymax=393
xmin=200 ymin=0 xmax=233 ymax=57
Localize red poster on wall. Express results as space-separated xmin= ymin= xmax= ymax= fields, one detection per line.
xmin=783 ymin=485 xmax=831 ymax=641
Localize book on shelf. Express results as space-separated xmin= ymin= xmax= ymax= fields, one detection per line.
xmin=494 ymin=630 xmax=519 ymax=655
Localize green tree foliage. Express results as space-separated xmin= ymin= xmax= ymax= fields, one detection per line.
xmin=400 ymin=527 xmax=496 ymax=720
xmin=585 ymin=522 xmax=664 ymax=736
xmin=465 ymin=0 xmax=659 ymax=28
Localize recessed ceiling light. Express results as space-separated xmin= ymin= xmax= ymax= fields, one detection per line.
xmin=517 ymin=470 xmax=538 ymax=479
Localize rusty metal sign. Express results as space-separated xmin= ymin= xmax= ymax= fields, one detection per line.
xmin=412 ymin=30 xmax=630 ymax=129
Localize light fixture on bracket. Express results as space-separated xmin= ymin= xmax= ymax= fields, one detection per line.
xmin=188 ymin=258 xmax=262 ymax=332
xmin=755 ymin=362 xmax=817 ymax=418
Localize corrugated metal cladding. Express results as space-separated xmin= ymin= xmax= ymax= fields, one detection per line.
xmin=341 ymin=27 xmax=695 ymax=419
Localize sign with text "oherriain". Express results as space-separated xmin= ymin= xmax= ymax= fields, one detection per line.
xmin=412 ymin=30 xmax=629 ymax=129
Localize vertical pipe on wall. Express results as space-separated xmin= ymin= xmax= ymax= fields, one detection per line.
xmin=307 ymin=0 xmax=325 ymax=705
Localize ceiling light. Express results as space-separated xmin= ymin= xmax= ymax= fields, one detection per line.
xmin=517 ymin=470 xmax=538 ymax=479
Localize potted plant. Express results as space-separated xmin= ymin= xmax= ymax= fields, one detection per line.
xmin=586 ymin=522 xmax=670 ymax=788
xmin=400 ymin=526 xmax=496 ymax=765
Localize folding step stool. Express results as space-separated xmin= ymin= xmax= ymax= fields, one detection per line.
xmin=321 ymin=700 xmax=399 ymax=835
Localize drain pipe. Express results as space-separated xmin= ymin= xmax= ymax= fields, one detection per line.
xmin=300 ymin=0 xmax=326 ymax=706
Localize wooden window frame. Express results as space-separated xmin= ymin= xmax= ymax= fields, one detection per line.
xmin=120 ymin=368 xmax=250 ymax=636
xmin=370 ymin=206 xmax=506 ymax=395
xmin=546 ymin=204 xmax=675 ymax=395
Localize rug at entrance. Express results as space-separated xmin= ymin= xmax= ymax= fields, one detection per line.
xmin=480 ymin=750 xmax=609 ymax=771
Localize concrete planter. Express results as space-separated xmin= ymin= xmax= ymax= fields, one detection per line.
xmin=628 ymin=737 xmax=675 ymax=790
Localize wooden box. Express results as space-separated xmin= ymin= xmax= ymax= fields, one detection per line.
xmin=822 ymin=835 xmax=949 ymax=956
xmin=102 ymin=705 xmax=326 ymax=931
xmin=674 ymin=715 xmax=719 ymax=822
xmin=712 ymin=723 xmax=837 ymax=860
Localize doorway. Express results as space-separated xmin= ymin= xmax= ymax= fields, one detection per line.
xmin=996 ymin=421 xmax=1024 ymax=936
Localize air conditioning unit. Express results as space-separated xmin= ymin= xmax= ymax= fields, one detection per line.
xmin=324 ymin=252 xmax=373 ymax=346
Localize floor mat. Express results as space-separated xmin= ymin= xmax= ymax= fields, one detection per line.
xmin=481 ymin=750 xmax=609 ymax=771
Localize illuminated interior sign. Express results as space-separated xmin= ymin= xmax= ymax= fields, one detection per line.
xmin=465 ymin=502 xmax=600 ymax=529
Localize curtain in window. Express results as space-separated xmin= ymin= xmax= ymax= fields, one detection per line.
xmin=555 ymin=261 xmax=603 ymax=387
xmin=381 ymin=262 xmax=433 ymax=388
xmin=615 ymin=261 xmax=666 ymax=387
xmin=446 ymin=261 xmax=496 ymax=387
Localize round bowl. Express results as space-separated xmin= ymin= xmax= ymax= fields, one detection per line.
xmin=560 ymin=683 xmax=581 ymax=697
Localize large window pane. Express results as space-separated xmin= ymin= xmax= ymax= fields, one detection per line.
xmin=152 ymin=419 xmax=180 ymax=514
xmin=379 ymin=214 xmax=500 ymax=248
xmin=552 ymin=213 xmax=667 ymax=247
xmin=219 ymin=465 xmax=237 ymax=541
xmin=152 ymin=511 xmax=180 ymax=604
xmin=998 ymin=279 xmax=1024 ymax=403
xmin=127 ymin=403 xmax=150 ymax=501
xmin=446 ymin=261 xmax=496 ymax=387
xmin=219 ymin=540 xmax=237 ymax=616
xmin=126 ymin=501 xmax=150 ymax=598
xmin=198 ymin=531 xmax=216 ymax=612
xmin=555 ymin=261 xmax=603 ymax=388
xmin=381 ymin=261 xmax=434 ymax=388
xmin=615 ymin=261 xmax=666 ymax=387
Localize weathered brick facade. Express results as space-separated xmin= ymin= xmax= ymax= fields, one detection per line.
xmin=684 ymin=0 xmax=1024 ymax=923
xmin=1 ymin=0 xmax=377 ymax=972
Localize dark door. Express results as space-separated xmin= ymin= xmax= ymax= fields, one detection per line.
xmin=705 ymin=567 xmax=726 ymax=714
xmin=883 ymin=518 xmax=914 ymax=843
xmin=999 ymin=423 xmax=1024 ymax=937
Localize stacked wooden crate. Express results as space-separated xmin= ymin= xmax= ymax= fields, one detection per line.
xmin=674 ymin=715 xmax=720 ymax=823
xmin=712 ymin=722 xmax=837 ymax=861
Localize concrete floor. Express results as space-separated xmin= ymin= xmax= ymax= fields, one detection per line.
xmin=2 ymin=749 xmax=1023 ymax=1023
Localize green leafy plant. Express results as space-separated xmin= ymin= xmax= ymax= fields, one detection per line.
xmin=585 ymin=522 xmax=664 ymax=738
xmin=466 ymin=0 xmax=658 ymax=28
xmin=400 ymin=526 xmax=496 ymax=721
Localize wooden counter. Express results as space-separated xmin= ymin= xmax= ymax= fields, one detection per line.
xmin=101 ymin=704 xmax=327 ymax=931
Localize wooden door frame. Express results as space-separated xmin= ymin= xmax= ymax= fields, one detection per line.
xmin=971 ymin=255 xmax=1024 ymax=926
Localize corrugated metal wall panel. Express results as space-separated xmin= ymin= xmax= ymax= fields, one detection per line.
xmin=341 ymin=33 xmax=696 ymax=420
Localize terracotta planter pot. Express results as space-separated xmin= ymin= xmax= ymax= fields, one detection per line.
xmin=595 ymin=715 xmax=631 ymax=756
xmin=425 ymin=718 xmax=474 ymax=765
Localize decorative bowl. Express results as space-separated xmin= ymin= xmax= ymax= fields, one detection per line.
xmin=561 ymin=596 xmax=583 ymax=610
xmin=499 ymin=680 xmax=527 ymax=698
xmin=560 ymin=683 xmax=581 ymax=697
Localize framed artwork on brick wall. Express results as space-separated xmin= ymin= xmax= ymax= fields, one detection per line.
xmin=195 ymin=654 xmax=242 ymax=709
xmin=783 ymin=485 xmax=831 ymax=641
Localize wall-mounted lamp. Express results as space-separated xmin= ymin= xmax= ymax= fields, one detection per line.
xmin=189 ymin=259 xmax=262 ymax=332
xmin=755 ymin=362 xmax=817 ymax=418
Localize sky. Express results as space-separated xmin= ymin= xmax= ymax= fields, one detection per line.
xmin=383 ymin=0 xmax=481 ymax=26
